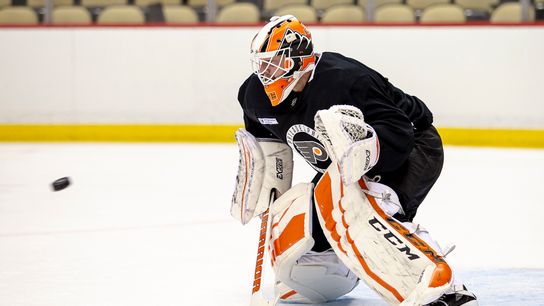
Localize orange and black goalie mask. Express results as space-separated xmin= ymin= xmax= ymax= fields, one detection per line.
xmin=250 ymin=15 xmax=316 ymax=106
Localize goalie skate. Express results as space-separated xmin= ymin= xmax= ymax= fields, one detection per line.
xmin=425 ymin=285 xmax=478 ymax=306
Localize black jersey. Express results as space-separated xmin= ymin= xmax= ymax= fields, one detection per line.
xmin=238 ymin=52 xmax=433 ymax=177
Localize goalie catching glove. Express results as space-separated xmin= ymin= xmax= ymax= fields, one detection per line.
xmin=314 ymin=105 xmax=380 ymax=185
xmin=231 ymin=129 xmax=293 ymax=224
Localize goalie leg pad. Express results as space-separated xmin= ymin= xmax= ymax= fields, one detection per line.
xmin=269 ymin=183 xmax=358 ymax=304
xmin=314 ymin=164 xmax=453 ymax=306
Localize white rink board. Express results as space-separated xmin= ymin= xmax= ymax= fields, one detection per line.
xmin=0 ymin=26 xmax=543 ymax=128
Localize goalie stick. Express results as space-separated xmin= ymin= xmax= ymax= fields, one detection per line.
xmin=249 ymin=190 xmax=280 ymax=306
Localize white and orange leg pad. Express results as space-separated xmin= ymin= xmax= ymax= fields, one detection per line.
xmin=314 ymin=164 xmax=453 ymax=306
xmin=269 ymin=183 xmax=359 ymax=304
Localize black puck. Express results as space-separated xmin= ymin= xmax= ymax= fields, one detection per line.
xmin=52 ymin=177 xmax=71 ymax=191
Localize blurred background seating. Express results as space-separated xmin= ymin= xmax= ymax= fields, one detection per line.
xmin=406 ymin=0 xmax=449 ymax=10
xmin=420 ymin=3 xmax=466 ymax=23
xmin=0 ymin=0 xmax=541 ymax=25
xmin=275 ymin=3 xmax=317 ymax=22
xmin=52 ymin=5 xmax=91 ymax=23
xmin=162 ymin=4 xmax=198 ymax=23
xmin=374 ymin=3 xmax=414 ymax=22
xmin=216 ymin=2 xmax=259 ymax=23
xmin=263 ymin=0 xmax=305 ymax=17
xmin=97 ymin=4 xmax=144 ymax=23
xmin=321 ymin=4 xmax=365 ymax=23
xmin=312 ymin=0 xmax=352 ymax=14
xmin=0 ymin=6 xmax=38 ymax=23
xmin=491 ymin=2 xmax=535 ymax=22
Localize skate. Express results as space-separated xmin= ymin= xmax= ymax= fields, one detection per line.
xmin=425 ymin=285 xmax=478 ymax=306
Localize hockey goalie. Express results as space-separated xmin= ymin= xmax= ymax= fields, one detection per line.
xmin=231 ymin=15 xmax=478 ymax=306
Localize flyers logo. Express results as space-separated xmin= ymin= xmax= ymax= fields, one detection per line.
xmin=294 ymin=141 xmax=328 ymax=164
xmin=286 ymin=124 xmax=330 ymax=173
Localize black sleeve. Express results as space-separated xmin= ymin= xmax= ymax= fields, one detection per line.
xmin=348 ymin=75 xmax=415 ymax=174
xmin=238 ymin=77 xmax=276 ymax=139
xmin=390 ymin=85 xmax=433 ymax=130
xmin=243 ymin=113 xmax=275 ymax=139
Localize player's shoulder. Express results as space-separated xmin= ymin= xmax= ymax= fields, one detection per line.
xmin=313 ymin=52 xmax=377 ymax=84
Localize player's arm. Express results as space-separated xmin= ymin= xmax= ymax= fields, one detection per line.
xmin=349 ymin=75 xmax=415 ymax=175
xmin=389 ymin=84 xmax=433 ymax=131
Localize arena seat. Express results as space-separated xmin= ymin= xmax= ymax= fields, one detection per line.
xmin=216 ymin=2 xmax=260 ymax=23
xmin=188 ymin=0 xmax=234 ymax=8
xmin=375 ymin=3 xmax=415 ymax=23
xmin=312 ymin=0 xmax=352 ymax=11
xmin=358 ymin=0 xmax=402 ymax=9
xmin=135 ymin=0 xmax=180 ymax=7
xmin=454 ymin=0 xmax=498 ymax=12
xmin=406 ymin=0 xmax=449 ymax=10
xmin=420 ymin=3 xmax=466 ymax=23
xmin=52 ymin=6 xmax=92 ymax=24
xmin=321 ymin=5 xmax=365 ymax=23
xmin=264 ymin=0 xmax=306 ymax=14
xmin=163 ymin=5 xmax=198 ymax=23
xmin=275 ymin=4 xmax=317 ymax=23
xmin=81 ymin=0 xmax=126 ymax=8
xmin=0 ymin=6 xmax=38 ymax=24
xmin=97 ymin=5 xmax=145 ymax=24
xmin=491 ymin=2 xmax=535 ymax=23
xmin=27 ymin=0 xmax=73 ymax=8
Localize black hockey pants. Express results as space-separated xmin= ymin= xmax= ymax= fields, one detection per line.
xmin=310 ymin=125 xmax=444 ymax=252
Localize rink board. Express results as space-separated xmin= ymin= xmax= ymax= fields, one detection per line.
xmin=0 ymin=124 xmax=543 ymax=148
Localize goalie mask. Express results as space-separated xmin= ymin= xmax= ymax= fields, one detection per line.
xmin=250 ymin=15 xmax=316 ymax=106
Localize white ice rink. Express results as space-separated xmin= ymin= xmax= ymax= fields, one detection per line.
xmin=0 ymin=143 xmax=543 ymax=306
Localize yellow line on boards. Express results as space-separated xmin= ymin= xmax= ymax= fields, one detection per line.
xmin=437 ymin=128 xmax=544 ymax=148
xmin=0 ymin=125 xmax=543 ymax=148
xmin=0 ymin=125 xmax=242 ymax=143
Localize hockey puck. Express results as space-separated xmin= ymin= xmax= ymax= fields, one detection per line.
xmin=52 ymin=177 xmax=71 ymax=191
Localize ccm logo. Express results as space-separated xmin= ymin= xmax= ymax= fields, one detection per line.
xmin=369 ymin=217 xmax=420 ymax=261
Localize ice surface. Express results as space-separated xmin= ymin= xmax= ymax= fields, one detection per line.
xmin=0 ymin=144 xmax=542 ymax=305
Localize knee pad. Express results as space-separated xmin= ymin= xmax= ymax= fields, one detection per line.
xmin=269 ymin=183 xmax=358 ymax=304
xmin=275 ymin=249 xmax=359 ymax=303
